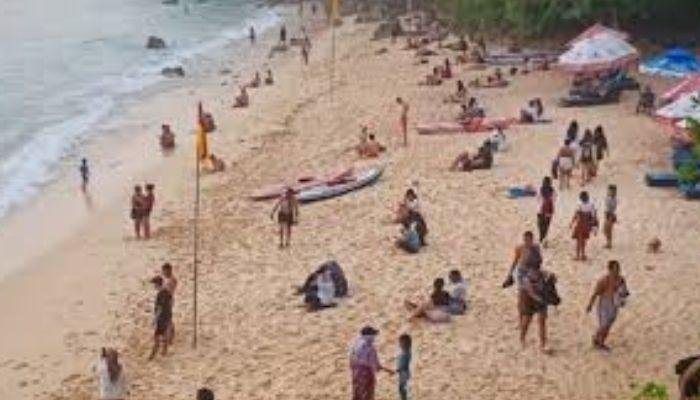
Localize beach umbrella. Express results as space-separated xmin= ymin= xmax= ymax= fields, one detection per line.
xmin=640 ymin=48 xmax=700 ymax=78
xmin=656 ymin=91 xmax=700 ymax=121
xmin=558 ymin=33 xmax=638 ymax=73
xmin=567 ymin=23 xmax=629 ymax=47
xmin=662 ymin=74 xmax=700 ymax=102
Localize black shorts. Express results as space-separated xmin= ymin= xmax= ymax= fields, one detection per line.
xmin=278 ymin=212 xmax=293 ymax=225
xmin=155 ymin=314 xmax=172 ymax=336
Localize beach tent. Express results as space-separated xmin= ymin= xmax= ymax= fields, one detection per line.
xmin=567 ymin=23 xmax=629 ymax=47
xmin=656 ymin=91 xmax=700 ymax=121
xmin=558 ymin=33 xmax=638 ymax=73
xmin=662 ymin=74 xmax=700 ymax=102
xmin=640 ymin=48 xmax=700 ymax=78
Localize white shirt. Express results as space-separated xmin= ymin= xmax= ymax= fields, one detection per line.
xmin=97 ymin=359 xmax=127 ymax=400
xmin=316 ymin=275 xmax=335 ymax=306
xmin=450 ymin=280 xmax=468 ymax=303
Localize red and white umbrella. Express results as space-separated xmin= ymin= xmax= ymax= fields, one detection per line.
xmin=567 ymin=23 xmax=629 ymax=47
xmin=661 ymin=74 xmax=700 ymax=102
xmin=656 ymin=91 xmax=700 ymax=121
xmin=558 ymin=33 xmax=638 ymax=73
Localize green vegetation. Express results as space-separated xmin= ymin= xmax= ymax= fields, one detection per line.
xmin=632 ymin=381 xmax=669 ymax=400
xmin=435 ymin=0 xmax=700 ymax=39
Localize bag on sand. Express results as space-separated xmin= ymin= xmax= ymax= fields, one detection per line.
xmin=542 ymin=274 xmax=561 ymax=306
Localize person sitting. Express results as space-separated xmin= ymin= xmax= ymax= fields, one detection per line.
xmin=471 ymin=141 xmax=494 ymax=170
xmin=249 ymin=71 xmax=261 ymax=88
xmin=396 ymin=221 xmax=421 ymax=253
xmin=404 ymin=278 xmax=451 ymax=323
xmin=304 ymin=268 xmax=337 ymax=311
xmin=447 ymin=270 xmax=468 ymax=315
xmin=445 ymin=80 xmax=467 ymax=103
xmin=233 ymin=86 xmax=249 ymax=108
xmin=441 ymin=58 xmax=452 ymax=79
xmin=457 ymin=97 xmax=484 ymax=122
xmin=469 ymin=48 xmax=485 ymax=64
xmin=489 ymin=127 xmax=508 ymax=152
xmin=159 ymin=124 xmax=175 ymax=150
xmin=207 ymin=154 xmax=226 ymax=173
xmin=422 ymin=67 xmax=442 ymax=86
xmin=520 ymin=98 xmax=544 ymax=123
xmin=636 ymin=85 xmax=655 ymax=115
xmin=357 ymin=127 xmax=385 ymax=158
xmin=265 ymin=69 xmax=274 ymax=85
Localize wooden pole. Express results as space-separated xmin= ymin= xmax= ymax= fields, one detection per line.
xmin=193 ymin=130 xmax=200 ymax=348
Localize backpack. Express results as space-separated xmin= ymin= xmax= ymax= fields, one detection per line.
xmin=542 ymin=274 xmax=561 ymax=306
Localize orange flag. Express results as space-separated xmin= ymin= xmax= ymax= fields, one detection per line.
xmin=196 ymin=123 xmax=208 ymax=161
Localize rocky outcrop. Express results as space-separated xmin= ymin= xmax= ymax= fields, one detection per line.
xmin=146 ymin=36 xmax=167 ymax=49
xmin=161 ymin=66 xmax=185 ymax=77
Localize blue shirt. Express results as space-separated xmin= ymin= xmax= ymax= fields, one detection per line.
xmin=397 ymin=350 xmax=411 ymax=379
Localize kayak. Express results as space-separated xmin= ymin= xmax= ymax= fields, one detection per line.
xmin=249 ymin=167 xmax=353 ymax=201
xmin=297 ymin=166 xmax=384 ymax=203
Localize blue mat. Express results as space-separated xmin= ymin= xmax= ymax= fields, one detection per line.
xmin=507 ymin=187 xmax=536 ymax=199
xmin=645 ymin=172 xmax=679 ymax=188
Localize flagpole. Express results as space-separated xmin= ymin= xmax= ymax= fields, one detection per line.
xmin=193 ymin=110 xmax=202 ymax=349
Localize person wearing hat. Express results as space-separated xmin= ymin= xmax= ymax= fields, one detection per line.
xmin=349 ymin=326 xmax=394 ymax=400
xmin=148 ymin=276 xmax=172 ymax=360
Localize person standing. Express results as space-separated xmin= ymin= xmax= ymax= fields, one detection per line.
xmin=161 ymin=263 xmax=177 ymax=345
xmin=586 ymin=260 xmax=629 ymax=351
xmin=396 ymin=334 xmax=412 ymax=400
xmin=349 ymin=326 xmax=394 ymax=400
xmin=130 ymin=185 xmax=146 ymax=239
xmin=280 ymin=25 xmax=287 ymax=44
xmin=579 ymin=129 xmax=595 ymax=185
xmin=143 ymin=184 xmax=155 ymax=240
xmin=593 ymin=125 xmax=609 ymax=162
xmin=301 ymin=42 xmax=309 ymax=65
xmin=97 ymin=348 xmax=127 ymax=400
xmin=570 ymin=191 xmax=597 ymax=261
xmin=79 ymin=158 xmax=90 ymax=192
xmin=249 ymin=26 xmax=255 ymax=44
xmin=270 ymin=188 xmax=299 ymax=248
xmin=537 ymin=176 xmax=556 ymax=247
xmin=556 ymin=140 xmax=575 ymax=190
xmin=519 ymin=262 xmax=552 ymax=352
xmin=396 ymin=97 xmax=410 ymax=146
xmin=148 ymin=276 xmax=172 ymax=360
xmin=503 ymin=231 xmax=541 ymax=289
xmin=603 ymin=184 xmax=618 ymax=249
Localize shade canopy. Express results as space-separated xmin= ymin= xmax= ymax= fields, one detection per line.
xmin=661 ymin=74 xmax=700 ymax=102
xmin=640 ymin=48 xmax=700 ymax=78
xmin=656 ymin=91 xmax=700 ymax=121
xmin=567 ymin=23 xmax=629 ymax=47
xmin=558 ymin=33 xmax=638 ymax=73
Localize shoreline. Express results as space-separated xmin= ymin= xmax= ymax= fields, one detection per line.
xmin=2 ymin=8 xmax=700 ymax=400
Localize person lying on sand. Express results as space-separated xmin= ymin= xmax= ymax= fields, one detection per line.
xmin=405 ymin=278 xmax=451 ymax=323
xmin=451 ymin=142 xmax=492 ymax=171
xmin=304 ymin=268 xmax=338 ymax=312
xmin=233 ymin=86 xmax=249 ymax=108
xmin=159 ymin=124 xmax=175 ymax=150
xmin=265 ymin=69 xmax=274 ymax=85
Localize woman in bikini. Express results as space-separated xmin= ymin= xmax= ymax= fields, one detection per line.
xmin=570 ymin=191 xmax=597 ymax=261
xmin=557 ymin=139 xmax=575 ymax=190
xmin=271 ymin=188 xmax=299 ymax=248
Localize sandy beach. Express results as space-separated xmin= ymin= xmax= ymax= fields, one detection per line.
xmin=1 ymin=8 xmax=700 ymax=400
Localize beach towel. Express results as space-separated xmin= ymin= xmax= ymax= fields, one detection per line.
xmin=417 ymin=118 xmax=514 ymax=135
xmin=507 ymin=186 xmax=537 ymax=199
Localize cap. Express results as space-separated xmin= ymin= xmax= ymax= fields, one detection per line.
xmin=360 ymin=325 xmax=379 ymax=336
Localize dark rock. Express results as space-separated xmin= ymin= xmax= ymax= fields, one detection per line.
xmin=146 ymin=36 xmax=167 ymax=49
xmin=161 ymin=66 xmax=185 ymax=77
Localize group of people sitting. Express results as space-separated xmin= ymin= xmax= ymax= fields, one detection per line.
xmin=469 ymin=67 xmax=507 ymax=88
xmin=394 ymin=188 xmax=428 ymax=254
xmin=456 ymin=97 xmax=485 ymax=122
xmin=234 ymin=69 xmax=274 ymax=108
xmin=405 ymin=270 xmax=468 ymax=323
xmin=356 ymin=126 xmax=386 ymax=158
xmin=450 ymin=139 xmax=494 ymax=172
xmin=296 ymin=260 xmax=349 ymax=312
xmin=519 ymin=98 xmax=545 ymax=123
xmin=421 ymin=58 xmax=453 ymax=86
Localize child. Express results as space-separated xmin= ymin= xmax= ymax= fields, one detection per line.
xmin=603 ymin=185 xmax=618 ymax=249
xmin=396 ymin=334 xmax=412 ymax=400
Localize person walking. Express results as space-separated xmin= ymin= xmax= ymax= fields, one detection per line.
xmin=537 ymin=176 xmax=556 ymax=247
xmin=79 ymin=158 xmax=90 ymax=192
xmin=586 ymin=260 xmax=629 ymax=351
xmin=396 ymin=334 xmax=412 ymax=400
xmin=570 ymin=191 xmax=597 ymax=261
xmin=603 ymin=184 xmax=618 ymax=249
xmin=148 ymin=276 xmax=173 ymax=360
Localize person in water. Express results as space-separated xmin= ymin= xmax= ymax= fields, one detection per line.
xmin=160 ymin=124 xmax=175 ymax=150
xmin=249 ymin=26 xmax=255 ymax=44
xmin=603 ymin=184 xmax=618 ymax=249
xmin=570 ymin=191 xmax=597 ymax=261
xmin=80 ymin=158 xmax=90 ymax=192
xmin=233 ymin=86 xmax=249 ymax=108
xmin=397 ymin=97 xmax=410 ymax=146
xmin=148 ymin=276 xmax=172 ymax=360
xmin=270 ymin=188 xmax=299 ymax=248
xmin=265 ymin=69 xmax=274 ymax=85
xmin=586 ymin=260 xmax=628 ymax=351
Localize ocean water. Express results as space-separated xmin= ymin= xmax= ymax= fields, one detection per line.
xmin=0 ymin=0 xmax=280 ymax=218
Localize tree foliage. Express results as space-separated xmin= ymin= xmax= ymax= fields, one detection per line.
xmin=436 ymin=0 xmax=700 ymax=39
